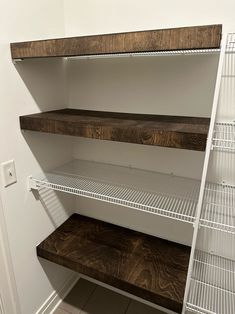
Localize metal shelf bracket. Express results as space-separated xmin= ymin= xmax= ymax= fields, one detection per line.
xmin=13 ymin=58 xmax=23 ymax=65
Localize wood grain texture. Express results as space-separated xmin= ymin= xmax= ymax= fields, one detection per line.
xmin=11 ymin=24 xmax=222 ymax=59
xmin=20 ymin=109 xmax=210 ymax=151
xmin=37 ymin=214 xmax=190 ymax=313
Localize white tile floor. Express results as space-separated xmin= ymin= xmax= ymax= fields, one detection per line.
xmin=54 ymin=279 xmax=166 ymax=314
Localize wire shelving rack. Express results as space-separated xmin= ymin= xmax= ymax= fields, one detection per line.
xmin=187 ymin=250 xmax=235 ymax=314
xmin=200 ymin=183 xmax=235 ymax=234
xmin=187 ymin=251 xmax=235 ymax=314
xmin=185 ymin=33 xmax=235 ymax=314
xmin=26 ymin=32 xmax=235 ymax=314
xmin=213 ymin=123 xmax=235 ymax=151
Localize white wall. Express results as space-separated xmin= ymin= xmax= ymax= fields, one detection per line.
xmin=64 ymin=0 xmax=235 ymax=36
xmin=0 ymin=2 xmax=75 ymax=314
xmin=63 ymin=0 xmax=235 ymax=246
xmin=67 ymin=54 xmax=217 ymax=182
xmin=0 ymin=194 xmax=20 ymax=314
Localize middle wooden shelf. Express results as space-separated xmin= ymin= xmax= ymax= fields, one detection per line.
xmin=20 ymin=109 xmax=210 ymax=151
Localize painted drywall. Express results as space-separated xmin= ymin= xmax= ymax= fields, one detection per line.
xmin=0 ymin=2 xmax=75 ymax=314
xmin=0 ymin=194 xmax=19 ymax=314
xmin=64 ymin=0 xmax=235 ymax=35
xmin=63 ymin=0 xmax=234 ymax=245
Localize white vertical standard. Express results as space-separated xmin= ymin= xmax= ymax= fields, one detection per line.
xmin=182 ymin=34 xmax=227 ymax=314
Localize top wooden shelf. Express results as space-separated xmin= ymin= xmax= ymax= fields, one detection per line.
xmin=11 ymin=24 xmax=222 ymax=59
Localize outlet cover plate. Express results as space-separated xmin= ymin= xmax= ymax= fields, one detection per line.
xmin=1 ymin=160 xmax=17 ymax=187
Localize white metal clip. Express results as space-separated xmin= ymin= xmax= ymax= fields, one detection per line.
xmin=13 ymin=58 xmax=23 ymax=65
xmin=28 ymin=176 xmax=39 ymax=191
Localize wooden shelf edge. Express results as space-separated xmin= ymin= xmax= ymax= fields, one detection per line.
xmin=20 ymin=109 xmax=210 ymax=151
xmin=37 ymin=214 xmax=191 ymax=313
xmin=11 ymin=24 xmax=222 ymax=59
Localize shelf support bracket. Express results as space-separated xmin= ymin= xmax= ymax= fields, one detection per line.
xmin=28 ymin=176 xmax=39 ymax=191
xmin=12 ymin=58 xmax=23 ymax=65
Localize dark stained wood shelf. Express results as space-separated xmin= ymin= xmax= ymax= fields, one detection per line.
xmin=20 ymin=108 xmax=210 ymax=151
xmin=11 ymin=24 xmax=221 ymax=59
xmin=37 ymin=214 xmax=190 ymax=313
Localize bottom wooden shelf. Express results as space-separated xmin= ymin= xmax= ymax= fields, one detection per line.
xmin=37 ymin=214 xmax=190 ymax=313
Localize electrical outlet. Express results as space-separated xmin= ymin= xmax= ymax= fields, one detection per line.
xmin=1 ymin=160 xmax=17 ymax=187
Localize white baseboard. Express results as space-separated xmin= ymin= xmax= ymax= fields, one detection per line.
xmin=36 ymin=274 xmax=79 ymax=314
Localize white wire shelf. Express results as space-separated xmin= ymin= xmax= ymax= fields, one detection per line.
xmin=185 ymin=33 xmax=235 ymax=314
xmin=200 ymin=183 xmax=235 ymax=234
xmin=186 ymin=250 xmax=235 ymax=314
xmin=67 ymin=49 xmax=220 ymax=60
xmin=29 ymin=159 xmax=200 ymax=223
xmin=14 ymin=42 xmax=235 ymax=62
xmin=227 ymin=33 xmax=235 ymax=51
xmin=14 ymin=49 xmax=224 ymax=63
xmin=213 ymin=123 xmax=235 ymax=151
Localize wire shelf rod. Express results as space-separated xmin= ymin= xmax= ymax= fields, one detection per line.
xmin=67 ymin=48 xmax=221 ymax=60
